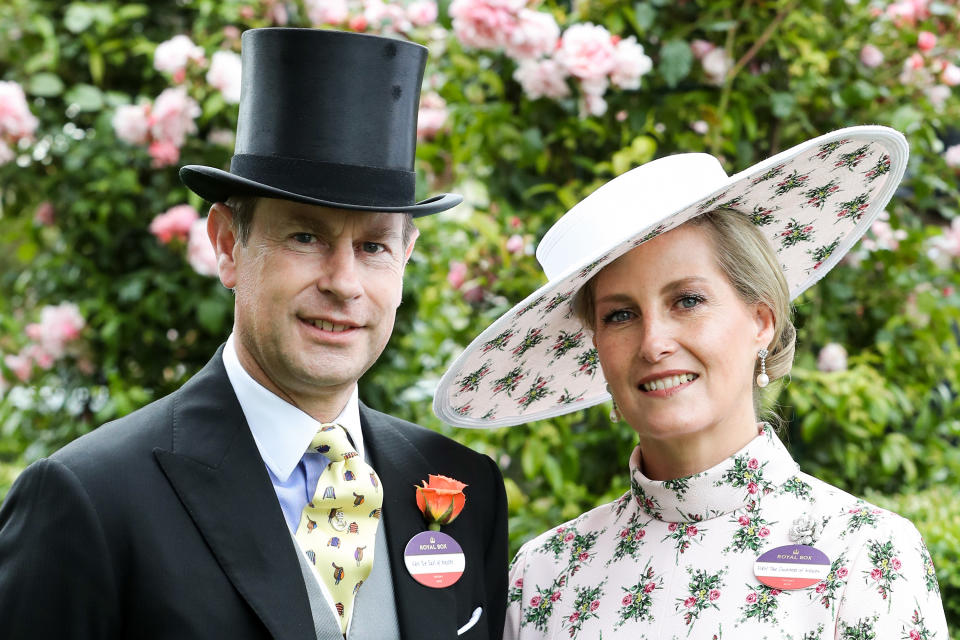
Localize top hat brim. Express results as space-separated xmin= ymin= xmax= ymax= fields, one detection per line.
xmin=180 ymin=164 xmax=463 ymax=217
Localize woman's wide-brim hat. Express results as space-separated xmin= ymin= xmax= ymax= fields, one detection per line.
xmin=180 ymin=28 xmax=461 ymax=216
xmin=434 ymin=126 xmax=908 ymax=428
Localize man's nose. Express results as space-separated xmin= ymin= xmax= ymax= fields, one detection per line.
xmin=317 ymin=244 xmax=363 ymax=300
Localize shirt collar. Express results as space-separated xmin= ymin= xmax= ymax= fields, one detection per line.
xmin=222 ymin=333 xmax=363 ymax=482
xmin=628 ymin=424 xmax=799 ymax=523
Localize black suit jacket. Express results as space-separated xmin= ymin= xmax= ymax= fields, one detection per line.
xmin=0 ymin=349 xmax=508 ymax=639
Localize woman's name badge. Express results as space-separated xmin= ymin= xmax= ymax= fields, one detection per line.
xmin=404 ymin=531 xmax=465 ymax=588
xmin=754 ymin=544 xmax=830 ymax=590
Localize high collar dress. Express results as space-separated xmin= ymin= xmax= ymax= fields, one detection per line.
xmin=504 ymin=426 xmax=947 ymax=640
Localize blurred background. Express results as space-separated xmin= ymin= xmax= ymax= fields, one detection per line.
xmin=0 ymin=0 xmax=958 ymax=630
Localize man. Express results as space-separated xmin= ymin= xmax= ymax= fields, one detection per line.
xmin=0 ymin=28 xmax=507 ymax=639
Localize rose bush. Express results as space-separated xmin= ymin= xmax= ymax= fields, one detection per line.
xmin=0 ymin=0 xmax=958 ymax=630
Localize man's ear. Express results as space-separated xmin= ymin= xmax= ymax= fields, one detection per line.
xmin=402 ymin=226 xmax=420 ymax=265
xmin=208 ymin=202 xmax=238 ymax=289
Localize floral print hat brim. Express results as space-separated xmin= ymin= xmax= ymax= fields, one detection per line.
xmin=433 ymin=126 xmax=908 ymax=428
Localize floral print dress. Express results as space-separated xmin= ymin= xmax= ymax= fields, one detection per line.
xmin=505 ymin=427 xmax=947 ymax=639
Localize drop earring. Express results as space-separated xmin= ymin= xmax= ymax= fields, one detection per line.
xmin=756 ymin=348 xmax=769 ymax=388
xmin=606 ymin=383 xmax=621 ymax=422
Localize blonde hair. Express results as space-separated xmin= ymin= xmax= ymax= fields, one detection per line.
xmin=571 ymin=208 xmax=796 ymax=393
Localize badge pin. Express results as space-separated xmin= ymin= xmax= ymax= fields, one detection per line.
xmin=403 ymin=531 xmax=465 ymax=588
xmin=754 ymin=544 xmax=831 ymax=590
xmin=788 ymin=514 xmax=818 ymax=545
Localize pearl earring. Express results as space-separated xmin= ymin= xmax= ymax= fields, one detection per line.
xmin=756 ymin=348 xmax=769 ymax=388
xmin=606 ymin=383 xmax=621 ymax=422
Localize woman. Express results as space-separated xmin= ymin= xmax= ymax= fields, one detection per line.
xmin=434 ymin=127 xmax=948 ymax=638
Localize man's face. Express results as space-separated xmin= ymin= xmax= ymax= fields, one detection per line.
xmin=214 ymin=198 xmax=416 ymax=407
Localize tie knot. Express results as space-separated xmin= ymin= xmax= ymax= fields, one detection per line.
xmin=308 ymin=423 xmax=357 ymax=461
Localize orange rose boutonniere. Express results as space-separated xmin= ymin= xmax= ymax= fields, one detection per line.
xmin=415 ymin=475 xmax=467 ymax=531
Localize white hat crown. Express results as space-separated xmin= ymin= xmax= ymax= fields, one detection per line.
xmin=537 ymin=154 xmax=729 ymax=280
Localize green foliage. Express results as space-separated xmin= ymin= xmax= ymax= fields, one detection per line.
xmin=1 ymin=0 xmax=959 ymax=626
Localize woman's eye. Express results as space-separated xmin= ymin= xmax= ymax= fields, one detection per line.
xmin=602 ymin=309 xmax=634 ymax=324
xmin=678 ymin=295 xmax=703 ymax=309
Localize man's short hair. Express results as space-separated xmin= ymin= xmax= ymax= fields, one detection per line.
xmin=224 ymin=196 xmax=417 ymax=248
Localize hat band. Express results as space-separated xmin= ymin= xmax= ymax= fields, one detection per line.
xmin=230 ymin=154 xmax=415 ymax=208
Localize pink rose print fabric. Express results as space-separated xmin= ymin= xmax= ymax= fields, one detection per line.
xmin=504 ymin=427 xmax=947 ymax=639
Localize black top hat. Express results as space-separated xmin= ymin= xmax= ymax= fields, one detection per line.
xmin=179 ymin=28 xmax=461 ymax=216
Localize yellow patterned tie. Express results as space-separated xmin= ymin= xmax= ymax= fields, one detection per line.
xmin=294 ymin=424 xmax=383 ymax=635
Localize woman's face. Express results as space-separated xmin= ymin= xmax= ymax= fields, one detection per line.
xmin=591 ymin=223 xmax=774 ymax=447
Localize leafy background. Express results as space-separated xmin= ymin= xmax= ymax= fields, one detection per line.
xmin=1 ymin=0 xmax=958 ymax=631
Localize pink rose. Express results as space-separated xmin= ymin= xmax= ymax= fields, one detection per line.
xmin=0 ymin=81 xmax=39 ymax=143
xmin=589 ymin=600 xmax=599 ymax=612
xmin=23 ymin=343 xmax=54 ymax=370
xmin=449 ymin=0 xmax=524 ymax=51
xmin=837 ymin=567 xmax=848 ymax=579
xmin=918 ymin=31 xmax=937 ymax=52
xmin=686 ymin=525 xmax=698 ymax=537
xmin=187 ymin=218 xmax=219 ymax=277
xmin=747 ymin=458 xmax=759 ymax=470
xmin=633 ymin=529 xmax=645 ymax=541
xmin=148 ymin=140 xmax=180 ymax=168
xmin=701 ymin=47 xmax=732 ymax=85
xmin=149 ymin=87 xmax=200 ymax=148
xmin=683 ymin=596 xmax=696 ymax=608
xmin=150 ymin=204 xmax=199 ymax=244
xmin=305 ymin=0 xmax=349 ymax=25
xmin=4 ymin=353 xmax=33 ymax=383
xmin=578 ymin=552 xmax=589 ymax=561
xmin=758 ymin=527 xmax=770 ymax=538
xmin=206 ymin=51 xmax=242 ymax=105
xmin=906 ymin=52 xmax=924 ymax=71
xmin=668 ymin=522 xmax=678 ymax=532
xmin=363 ymin=0 xmax=411 ymax=33
xmin=770 ymin=589 xmax=781 ymax=596
xmin=153 ymin=35 xmax=205 ymax=74
xmin=504 ymin=9 xmax=559 ymax=60
xmin=568 ymin=612 xmax=579 ymax=622
xmin=815 ymin=582 xmax=826 ymax=593
xmin=563 ymin=532 xmax=575 ymax=542
xmin=406 ymin=0 xmax=438 ymax=27
xmin=447 ymin=261 xmax=467 ymax=289
xmin=941 ymin=63 xmax=960 ymax=86
xmin=859 ymin=44 xmax=884 ymax=68
xmin=506 ymin=234 xmax=524 ymax=254
xmin=891 ymin=557 xmax=902 ymax=571
xmin=514 ymin=578 xmax=523 ymax=588
xmin=745 ymin=592 xmax=758 ymax=604
xmin=610 ymin=36 xmax=652 ymax=90
xmin=738 ymin=515 xmax=750 ymax=526
xmin=708 ymin=589 xmax=720 ymax=601
xmin=910 ymin=630 xmax=922 ymax=640
xmin=870 ymin=568 xmax=882 ymax=581
xmin=550 ymin=590 xmax=561 ymax=602
xmin=690 ymin=120 xmax=709 ymax=135
xmin=513 ymin=58 xmax=570 ymax=100
xmin=747 ymin=482 xmax=759 ymax=495
xmin=529 ymin=595 xmax=542 ymax=607
xmin=690 ymin=39 xmax=715 ymax=60
xmin=23 ymin=302 xmax=85 ymax=362
xmin=619 ymin=528 xmax=629 ymax=538
xmin=112 ymin=103 xmax=151 ymax=145
xmin=817 ymin=343 xmax=848 ymax=372
xmin=621 ymin=593 xmax=633 ymax=605
xmin=557 ymin=23 xmax=616 ymax=82
xmin=945 ymin=144 xmax=960 ymax=168
xmin=644 ymin=581 xmax=656 ymax=593
xmin=34 ymin=201 xmax=55 ymax=226
xmin=417 ymin=92 xmax=448 ymax=140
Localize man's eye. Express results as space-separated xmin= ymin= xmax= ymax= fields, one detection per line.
xmin=361 ymin=242 xmax=385 ymax=254
xmin=292 ymin=233 xmax=315 ymax=243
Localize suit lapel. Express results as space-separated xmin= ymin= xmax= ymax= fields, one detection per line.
xmin=360 ymin=405 xmax=457 ymax=640
xmin=154 ymin=349 xmax=315 ymax=640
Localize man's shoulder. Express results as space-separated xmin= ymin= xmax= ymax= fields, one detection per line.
xmin=361 ymin=403 xmax=494 ymax=464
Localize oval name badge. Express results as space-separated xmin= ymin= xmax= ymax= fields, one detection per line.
xmin=404 ymin=531 xmax=465 ymax=588
xmin=754 ymin=544 xmax=830 ymax=590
